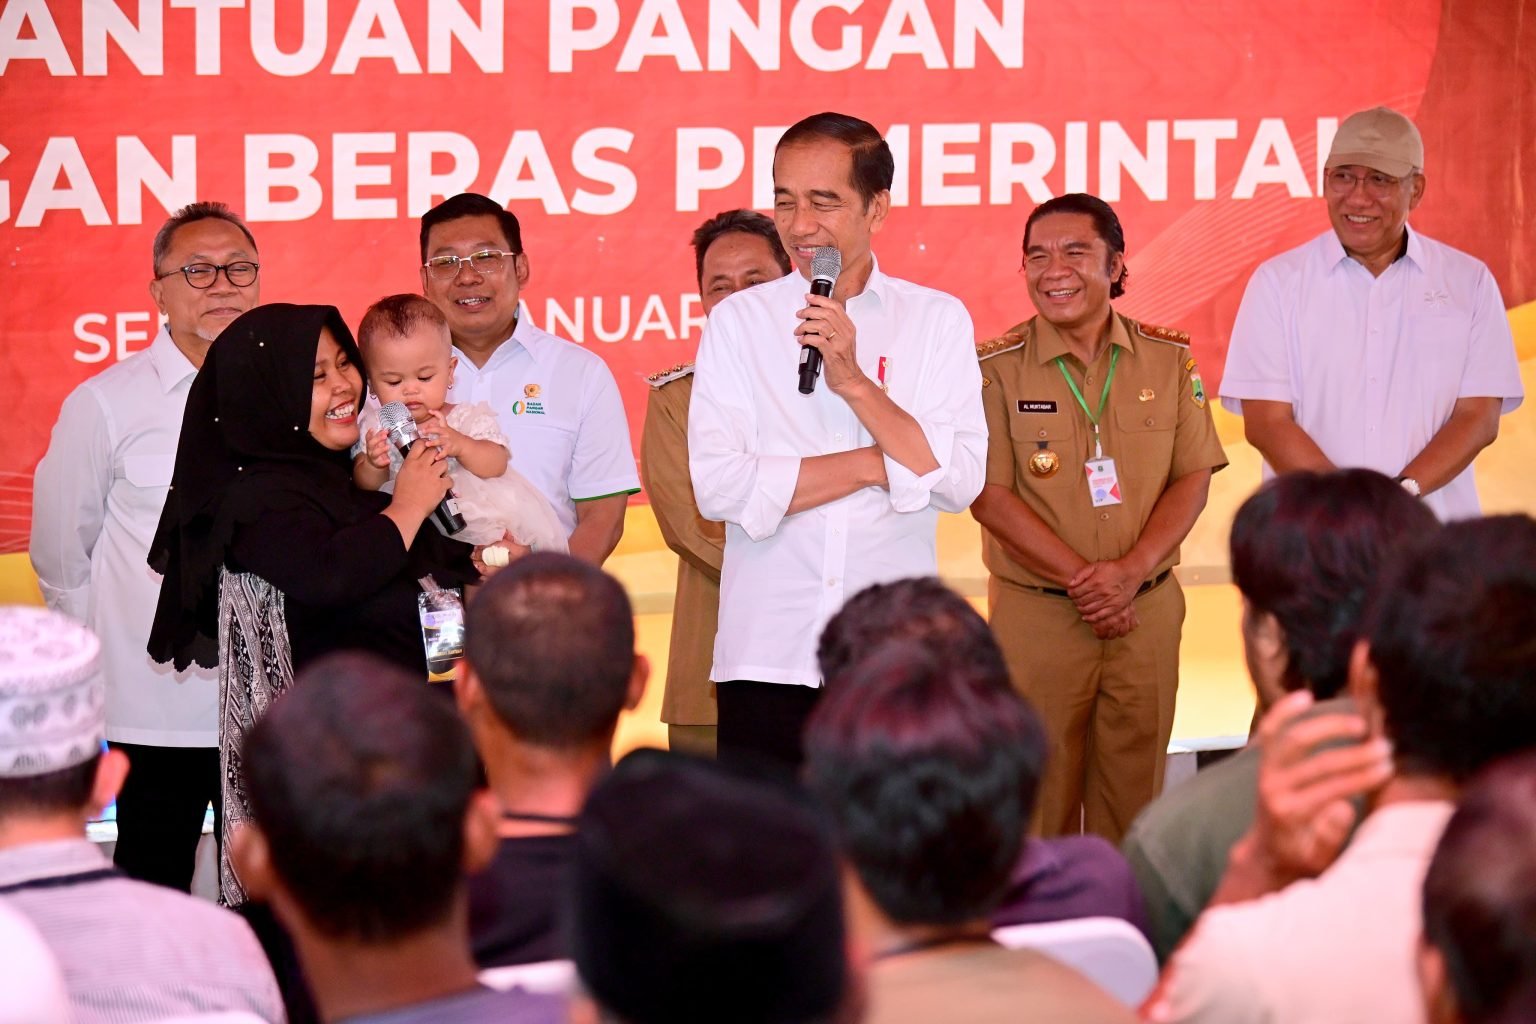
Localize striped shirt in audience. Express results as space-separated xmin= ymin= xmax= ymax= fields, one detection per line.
xmin=0 ymin=839 xmax=284 ymax=1023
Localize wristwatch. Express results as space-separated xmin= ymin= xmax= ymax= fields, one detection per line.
xmin=1394 ymin=475 xmax=1422 ymax=497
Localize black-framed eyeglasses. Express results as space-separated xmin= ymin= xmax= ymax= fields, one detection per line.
xmin=423 ymin=249 xmax=519 ymax=280
xmin=155 ymin=261 xmax=260 ymax=289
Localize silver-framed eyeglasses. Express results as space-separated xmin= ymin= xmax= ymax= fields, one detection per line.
xmin=423 ymin=249 xmax=518 ymax=280
xmin=1324 ymin=168 xmax=1412 ymax=199
xmin=155 ymin=261 xmax=260 ymax=289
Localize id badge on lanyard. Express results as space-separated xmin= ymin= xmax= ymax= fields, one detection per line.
xmin=1055 ymin=348 xmax=1123 ymax=508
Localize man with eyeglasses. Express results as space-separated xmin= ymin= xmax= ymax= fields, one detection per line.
xmin=1221 ymin=106 xmax=1522 ymax=519
xmin=31 ymin=201 xmax=261 ymax=892
xmin=419 ymin=193 xmax=638 ymax=564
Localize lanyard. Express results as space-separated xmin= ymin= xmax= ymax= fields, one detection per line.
xmin=1054 ymin=346 xmax=1120 ymax=459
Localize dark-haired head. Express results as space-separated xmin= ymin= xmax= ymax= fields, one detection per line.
xmin=152 ymin=200 xmax=258 ymax=276
xmin=1359 ymin=514 xmax=1536 ymax=784
xmin=462 ymin=553 xmax=640 ymax=749
xmin=357 ymin=293 xmax=449 ymax=351
xmin=776 ymin=112 xmax=894 ymax=209
xmin=691 ymin=209 xmax=792 ymax=291
xmin=418 ymin=193 xmax=523 ymax=263
xmin=817 ymin=577 xmax=1006 ymax=687
xmin=1421 ymin=752 xmax=1536 ymax=1024
xmin=240 ymin=652 xmax=482 ymax=943
xmin=0 ymin=755 xmax=102 ymax=821
xmin=804 ymin=641 xmax=1045 ymax=925
xmin=1231 ymin=469 xmax=1437 ymax=703
xmin=1023 ymin=193 xmax=1128 ymax=297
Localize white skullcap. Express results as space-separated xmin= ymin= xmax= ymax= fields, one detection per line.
xmin=0 ymin=606 xmax=104 ymax=778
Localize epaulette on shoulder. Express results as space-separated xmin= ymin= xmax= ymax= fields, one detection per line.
xmin=1134 ymin=321 xmax=1191 ymax=347
xmin=976 ymin=329 xmax=1027 ymax=362
xmin=646 ymin=362 xmax=695 ymax=388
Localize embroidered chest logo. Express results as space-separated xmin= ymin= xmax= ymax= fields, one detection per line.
xmin=1423 ymin=289 xmax=1450 ymax=309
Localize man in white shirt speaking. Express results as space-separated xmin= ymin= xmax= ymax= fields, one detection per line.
xmin=688 ymin=112 xmax=988 ymax=771
xmin=1220 ymin=106 xmax=1523 ymax=519
xmin=31 ymin=202 xmax=261 ymax=890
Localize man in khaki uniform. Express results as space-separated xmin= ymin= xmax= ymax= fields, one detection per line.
xmin=640 ymin=210 xmax=791 ymax=756
xmin=973 ymin=194 xmax=1226 ymax=842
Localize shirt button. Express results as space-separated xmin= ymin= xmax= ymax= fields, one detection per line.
xmin=1086 ymin=376 xmax=1095 ymax=386
xmin=827 ymin=578 xmax=838 ymax=588
xmin=834 ymin=433 xmax=844 ymax=441
xmin=1038 ymin=429 xmax=1048 ymax=438
xmin=1145 ymin=417 xmax=1154 ymax=427
xmin=1100 ymin=512 xmax=1109 ymax=521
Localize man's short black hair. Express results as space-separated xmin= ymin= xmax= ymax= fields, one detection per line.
xmin=1022 ymin=193 xmax=1129 ymax=298
xmin=776 ymin=112 xmax=894 ymax=208
xmin=803 ymin=641 xmax=1046 ymax=925
xmin=1423 ymin=751 xmax=1536 ymax=1024
xmin=243 ymin=652 xmax=479 ymax=943
xmin=0 ymin=754 xmax=100 ymax=820
xmin=419 ymin=193 xmax=523 ymax=263
xmin=464 ymin=553 xmax=634 ymax=748
xmin=152 ymin=201 xmax=258 ymax=276
xmin=690 ymin=209 xmax=791 ymax=290
xmin=1230 ymin=469 xmax=1437 ymax=699
xmin=1364 ymin=514 xmax=1536 ymax=783
xmin=817 ymin=577 xmax=1006 ymax=687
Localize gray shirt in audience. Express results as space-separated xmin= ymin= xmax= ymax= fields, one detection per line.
xmin=0 ymin=838 xmax=284 ymax=1023
xmin=336 ymin=985 xmax=565 ymax=1023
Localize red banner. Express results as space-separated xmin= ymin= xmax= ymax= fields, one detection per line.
xmin=2 ymin=0 xmax=1531 ymax=552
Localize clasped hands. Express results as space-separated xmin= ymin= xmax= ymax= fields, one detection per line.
xmin=1067 ymin=557 xmax=1142 ymax=639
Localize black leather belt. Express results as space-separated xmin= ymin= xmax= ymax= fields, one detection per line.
xmin=1023 ymin=568 xmax=1171 ymax=600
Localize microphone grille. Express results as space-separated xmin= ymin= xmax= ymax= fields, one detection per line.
xmin=377 ymin=401 xmax=417 ymax=439
xmin=810 ymin=247 xmax=842 ymax=282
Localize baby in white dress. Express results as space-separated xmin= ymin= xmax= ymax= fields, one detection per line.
xmin=352 ymin=294 xmax=567 ymax=552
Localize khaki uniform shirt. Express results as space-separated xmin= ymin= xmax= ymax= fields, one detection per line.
xmin=639 ymin=365 xmax=722 ymax=725
xmin=980 ymin=313 xmax=1227 ymax=589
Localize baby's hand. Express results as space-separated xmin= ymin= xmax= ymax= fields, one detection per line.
xmin=364 ymin=428 xmax=391 ymax=470
xmin=423 ymin=410 xmax=471 ymax=459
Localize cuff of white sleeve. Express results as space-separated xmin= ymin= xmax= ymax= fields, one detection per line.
xmin=885 ymin=422 xmax=953 ymax=513
xmin=38 ymin=583 xmax=89 ymax=624
xmin=741 ymin=454 xmax=801 ymax=540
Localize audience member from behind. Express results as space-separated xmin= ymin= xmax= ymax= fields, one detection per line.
xmin=456 ymin=552 xmax=647 ymax=967
xmin=1420 ymin=751 xmax=1536 ymax=1024
xmin=803 ymin=642 xmax=1136 ymax=1023
xmin=1123 ymin=468 xmax=1436 ymax=961
xmin=818 ymin=578 xmax=1148 ymax=937
xmin=641 ymin=208 xmax=792 ymax=757
xmin=0 ymin=606 xmax=281 ymax=1023
xmin=569 ymin=748 xmax=854 ymax=1024
xmin=1151 ymin=515 xmax=1536 ymax=1024
xmin=233 ymin=652 xmax=562 ymax=1023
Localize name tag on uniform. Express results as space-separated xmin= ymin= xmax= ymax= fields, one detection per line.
xmin=1084 ymin=457 xmax=1123 ymax=507
xmin=1016 ymin=400 xmax=1058 ymax=414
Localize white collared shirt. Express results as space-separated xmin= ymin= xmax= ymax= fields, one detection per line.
xmin=1151 ymin=800 xmax=1454 ymax=1024
xmin=30 ymin=327 xmax=218 ymax=747
xmin=689 ymin=262 xmax=987 ymax=687
xmin=1220 ymin=227 xmax=1523 ymax=520
xmin=446 ymin=316 xmax=639 ymax=535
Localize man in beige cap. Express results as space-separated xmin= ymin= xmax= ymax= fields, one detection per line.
xmin=1220 ymin=106 xmax=1522 ymax=520
xmin=0 ymin=606 xmax=282 ymax=1023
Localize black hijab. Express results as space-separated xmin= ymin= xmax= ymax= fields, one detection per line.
xmin=148 ymin=304 xmax=372 ymax=670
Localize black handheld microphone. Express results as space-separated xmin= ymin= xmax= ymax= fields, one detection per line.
xmin=377 ymin=401 xmax=468 ymax=535
xmin=798 ymin=246 xmax=842 ymax=395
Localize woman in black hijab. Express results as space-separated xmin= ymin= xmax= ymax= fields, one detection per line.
xmin=147 ymin=303 xmax=478 ymax=903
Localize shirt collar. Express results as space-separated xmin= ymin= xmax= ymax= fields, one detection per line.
xmin=793 ymin=254 xmax=889 ymax=307
xmin=1030 ymin=311 xmax=1133 ymax=365
xmin=0 ymin=837 xmax=109 ymax=888
xmin=1321 ymin=225 xmax=1423 ymax=275
xmin=148 ymin=325 xmax=200 ymax=394
xmin=457 ymin=309 xmax=551 ymax=374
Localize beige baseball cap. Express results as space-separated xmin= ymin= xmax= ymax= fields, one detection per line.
xmin=1326 ymin=106 xmax=1424 ymax=178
